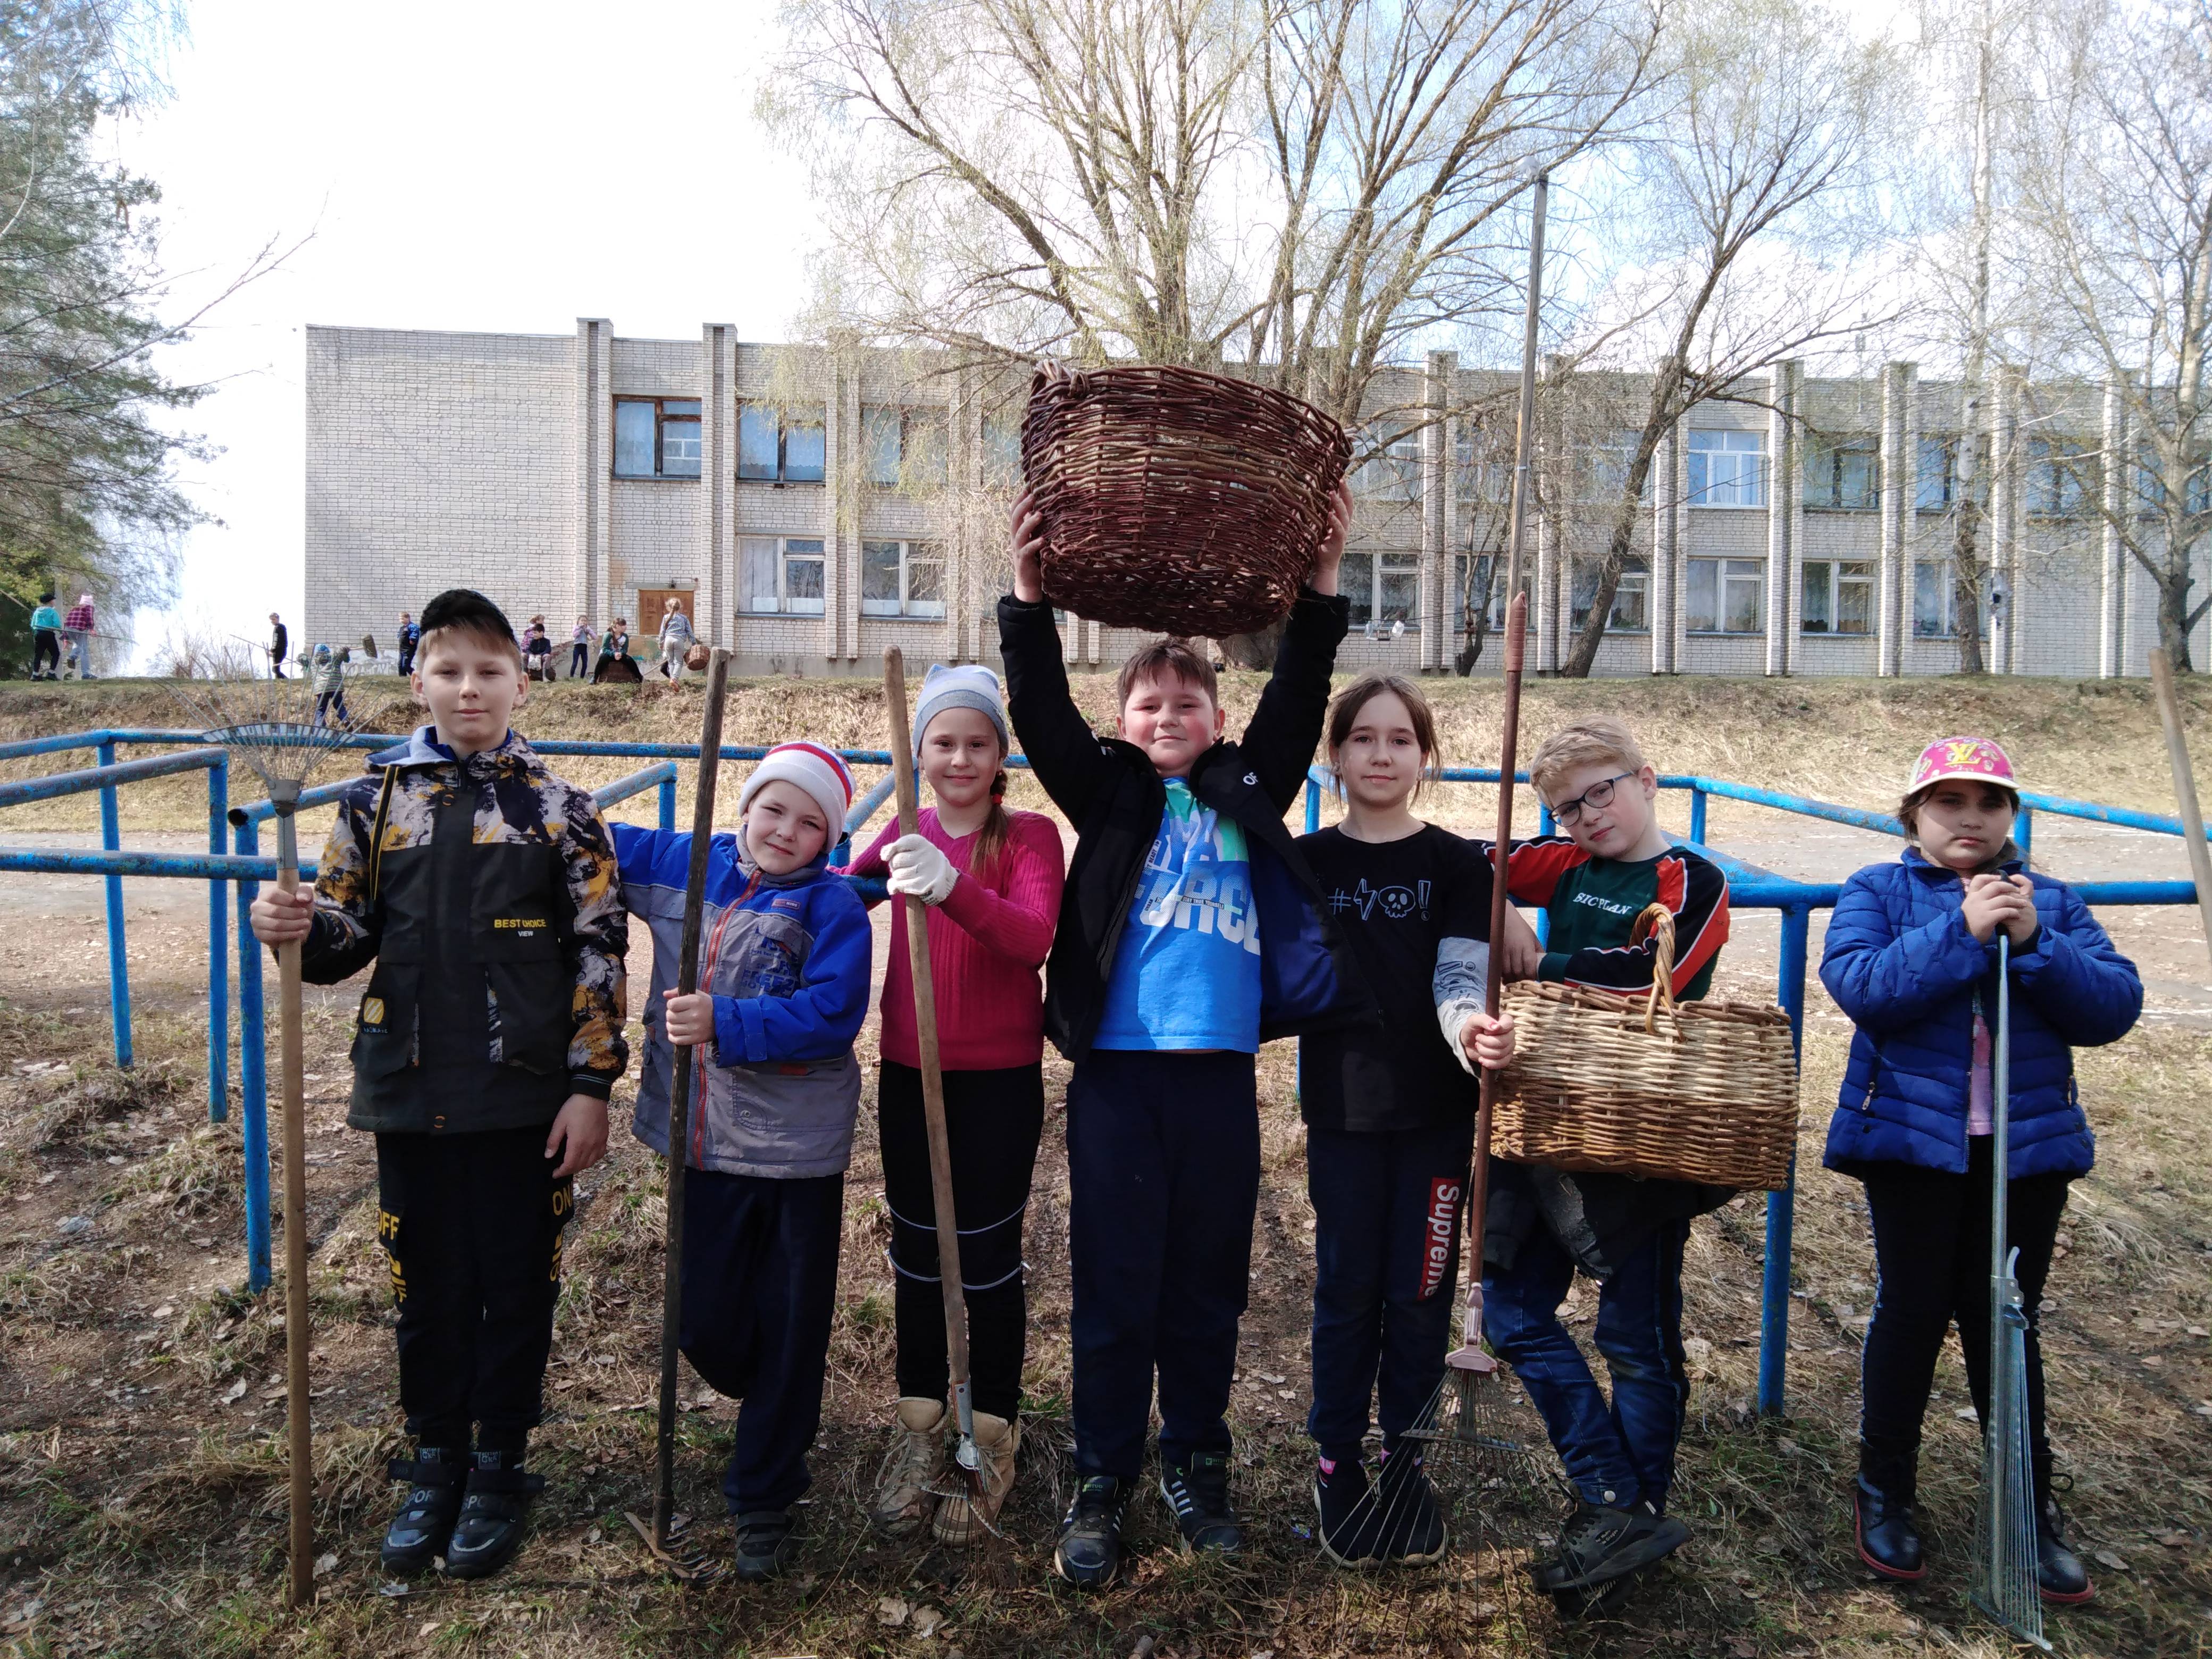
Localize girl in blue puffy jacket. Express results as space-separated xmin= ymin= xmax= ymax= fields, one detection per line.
xmin=1819 ymin=736 xmax=2140 ymax=1606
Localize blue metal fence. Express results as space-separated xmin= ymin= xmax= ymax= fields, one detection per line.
xmin=2 ymin=727 xmax=2201 ymax=1407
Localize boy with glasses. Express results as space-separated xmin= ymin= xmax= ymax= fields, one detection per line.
xmin=1483 ymin=716 xmax=1730 ymax=1606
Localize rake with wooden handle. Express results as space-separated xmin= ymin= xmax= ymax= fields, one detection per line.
xmin=882 ymin=647 xmax=982 ymax=1484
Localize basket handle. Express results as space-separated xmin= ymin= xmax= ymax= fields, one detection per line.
xmin=1631 ymin=902 xmax=1678 ymax=1033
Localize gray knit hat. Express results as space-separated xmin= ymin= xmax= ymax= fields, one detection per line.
xmin=911 ymin=663 xmax=1009 ymax=752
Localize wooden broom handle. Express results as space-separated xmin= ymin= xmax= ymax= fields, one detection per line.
xmin=883 ymin=650 xmax=973 ymax=1395
xmin=274 ymin=837 xmax=314 ymax=1608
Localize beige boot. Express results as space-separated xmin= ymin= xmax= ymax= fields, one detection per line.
xmin=870 ymin=1397 xmax=946 ymax=1536
xmin=932 ymin=1412 xmax=1019 ymax=1546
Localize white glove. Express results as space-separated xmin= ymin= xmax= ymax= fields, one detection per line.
xmin=885 ymin=833 xmax=959 ymax=906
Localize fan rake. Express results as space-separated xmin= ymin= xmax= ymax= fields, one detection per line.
xmin=171 ymin=665 xmax=373 ymax=1608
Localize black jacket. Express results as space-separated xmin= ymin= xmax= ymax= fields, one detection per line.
xmin=997 ymin=588 xmax=1376 ymax=1062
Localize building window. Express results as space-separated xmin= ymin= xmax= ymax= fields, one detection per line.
xmin=1451 ymin=553 xmax=1508 ymax=633
xmin=984 ymin=414 xmax=1023 ymax=488
xmin=1800 ymin=559 xmax=1873 ymax=634
xmin=740 ymin=535 xmax=826 ymax=615
xmin=1457 ymin=424 xmax=1509 ymax=504
xmin=861 ymin=407 xmax=950 ymax=490
xmin=2135 ymin=447 xmax=2212 ymax=516
xmin=1686 ymin=430 xmax=1766 ymax=508
xmin=1686 ymin=556 xmax=1764 ymax=632
xmin=1913 ymin=559 xmax=1989 ymax=639
xmin=1583 ymin=430 xmax=1649 ymax=502
xmin=1358 ymin=424 xmax=1422 ymax=502
xmin=738 ymin=405 xmax=827 ymax=485
xmin=861 ymin=540 xmax=946 ymax=618
xmin=1339 ymin=551 xmax=1421 ymax=630
xmin=613 ymin=398 xmax=702 ymax=479
xmin=1802 ymin=435 xmax=1877 ymax=509
xmin=1915 ymin=437 xmax=1955 ymax=511
xmin=2025 ymin=438 xmax=2090 ymax=516
xmin=1570 ymin=556 xmax=1650 ymax=631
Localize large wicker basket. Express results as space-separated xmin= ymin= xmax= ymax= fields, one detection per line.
xmin=1492 ymin=905 xmax=1800 ymax=1191
xmin=1020 ymin=363 xmax=1352 ymax=638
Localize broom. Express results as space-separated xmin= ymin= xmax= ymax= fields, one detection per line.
xmin=632 ymin=648 xmax=734 ymax=1576
xmin=172 ymin=665 xmax=369 ymax=1608
xmin=881 ymin=647 xmax=987 ymax=1515
xmin=1970 ymin=931 xmax=2051 ymax=1650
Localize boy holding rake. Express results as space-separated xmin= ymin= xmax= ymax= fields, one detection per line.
xmin=1486 ymin=716 xmax=1731 ymax=1601
xmin=999 ymin=480 xmax=1371 ymax=1588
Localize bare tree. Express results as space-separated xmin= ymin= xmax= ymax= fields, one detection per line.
xmin=2008 ymin=0 xmax=2211 ymax=669
xmin=765 ymin=0 xmax=1663 ymax=656
xmin=1554 ymin=0 xmax=1906 ymax=677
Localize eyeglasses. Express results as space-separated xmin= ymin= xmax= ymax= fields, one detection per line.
xmin=1549 ymin=771 xmax=1636 ymax=827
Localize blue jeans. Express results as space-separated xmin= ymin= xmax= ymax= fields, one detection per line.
xmin=1482 ymin=1213 xmax=1689 ymax=1510
xmin=1305 ymin=1121 xmax=1473 ymax=1458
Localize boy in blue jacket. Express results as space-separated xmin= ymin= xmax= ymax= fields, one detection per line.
xmin=615 ymin=740 xmax=872 ymax=1581
xmin=1821 ymin=736 xmax=2140 ymax=1607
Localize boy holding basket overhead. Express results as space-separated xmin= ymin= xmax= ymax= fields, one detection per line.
xmin=1488 ymin=716 xmax=1732 ymax=1601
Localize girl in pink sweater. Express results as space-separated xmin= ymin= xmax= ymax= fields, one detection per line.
xmin=845 ymin=665 xmax=1064 ymax=1545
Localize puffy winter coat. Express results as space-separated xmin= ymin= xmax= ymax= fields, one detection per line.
xmin=614 ymin=824 xmax=872 ymax=1179
xmin=1819 ymin=848 xmax=2141 ymax=1179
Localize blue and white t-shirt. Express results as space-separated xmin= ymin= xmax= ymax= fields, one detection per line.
xmin=1093 ymin=779 xmax=1264 ymax=1052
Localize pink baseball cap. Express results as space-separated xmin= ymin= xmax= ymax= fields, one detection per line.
xmin=1907 ymin=736 xmax=2018 ymax=795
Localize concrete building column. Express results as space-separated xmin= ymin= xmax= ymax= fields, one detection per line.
xmin=1671 ymin=422 xmax=1692 ymax=673
xmin=1765 ymin=361 xmax=1798 ymax=675
xmin=824 ymin=357 xmax=858 ymax=665
xmin=1649 ymin=424 xmax=1676 ymax=673
xmin=1991 ymin=366 xmax=2021 ymax=673
xmin=696 ymin=324 xmax=736 ymax=648
xmin=2100 ymin=375 xmax=2130 ymax=678
xmin=574 ymin=319 xmax=614 ymax=630
xmin=1876 ymin=361 xmax=1916 ymax=676
xmin=1420 ymin=350 xmax=1453 ymax=672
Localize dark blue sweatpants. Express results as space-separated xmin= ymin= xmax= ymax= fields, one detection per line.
xmin=678 ymin=1166 xmax=844 ymax=1514
xmin=1067 ymin=1049 xmax=1260 ymax=1482
xmin=1305 ymin=1121 xmax=1475 ymax=1459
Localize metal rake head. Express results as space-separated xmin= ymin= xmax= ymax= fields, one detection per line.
xmin=167 ymin=666 xmax=372 ymax=797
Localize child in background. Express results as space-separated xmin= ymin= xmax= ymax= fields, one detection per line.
xmin=844 ymin=665 xmax=1065 ymax=1545
xmin=1486 ymin=716 xmax=1731 ymax=1601
xmin=248 ymin=588 xmax=628 ymax=1580
xmin=1295 ymin=674 xmax=1520 ymax=1569
xmin=308 ymin=642 xmax=351 ymax=727
xmin=1821 ymin=738 xmax=2139 ymax=1603
xmin=523 ymin=616 xmax=555 ymax=682
xmin=397 ymin=610 xmax=421 ymax=676
xmin=569 ymin=615 xmax=592 ymax=680
xmin=28 ymin=593 xmax=60 ymax=680
xmin=61 ymin=593 xmax=94 ymax=678
xmin=615 ymin=742 xmax=873 ymax=1581
xmin=658 ymin=597 xmax=696 ymax=682
xmin=999 ymin=477 xmax=1365 ymax=1589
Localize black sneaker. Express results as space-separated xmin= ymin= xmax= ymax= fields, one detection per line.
xmin=1054 ymin=1476 xmax=1130 ymax=1588
xmin=443 ymin=1451 xmax=544 ymax=1580
xmin=1314 ymin=1455 xmax=1384 ymax=1568
xmin=379 ymin=1447 xmax=466 ymax=1575
xmin=733 ymin=1507 xmax=798 ymax=1581
xmin=1161 ymin=1451 xmax=1244 ymax=1555
xmin=1373 ymin=1445 xmax=1448 ymax=1565
xmin=1530 ymin=1498 xmax=1688 ymax=1591
xmin=1853 ymin=1474 xmax=1924 ymax=1581
xmin=2036 ymin=1496 xmax=2094 ymax=1605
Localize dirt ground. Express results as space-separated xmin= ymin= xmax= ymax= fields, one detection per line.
xmin=0 ymin=677 xmax=2208 ymax=1658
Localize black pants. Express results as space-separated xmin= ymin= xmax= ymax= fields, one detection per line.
xmin=1067 ymin=1048 xmax=1259 ymax=1481
xmin=314 ymin=689 xmax=349 ymax=726
xmin=879 ymin=1060 xmax=1043 ymax=1421
xmin=569 ymin=643 xmax=588 ymax=678
xmin=1854 ymin=1138 xmax=2072 ymax=1502
xmin=1306 ymin=1121 xmax=1474 ymax=1459
xmin=376 ymin=1127 xmax=573 ymax=1454
xmin=680 ymin=1167 xmax=844 ymax=1513
xmin=31 ymin=631 xmax=58 ymax=676
xmin=399 ymin=651 xmax=415 ymax=676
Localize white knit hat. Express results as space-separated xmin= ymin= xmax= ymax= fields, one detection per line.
xmin=911 ymin=663 xmax=1009 ymax=751
xmin=738 ymin=741 xmax=855 ymax=835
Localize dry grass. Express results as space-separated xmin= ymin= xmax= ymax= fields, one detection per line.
xmin=0 ymin=677 xmax=2209 ymax=1656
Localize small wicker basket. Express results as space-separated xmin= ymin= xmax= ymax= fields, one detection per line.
xmin=1492 ymin=904 xmax=1800 ymax=1191
xmin=1020 ymin=363 xmax=1352 ymax=638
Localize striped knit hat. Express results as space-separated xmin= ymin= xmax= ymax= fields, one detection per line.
xmin=738 ymin=741 xmax=854 ymax=834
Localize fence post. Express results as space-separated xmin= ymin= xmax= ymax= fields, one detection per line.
xmin=1690 ymin=786 xmax=1708 ymax=849
xmin=234 ymin=816 xmax=272 ymax=1294
xmin=659 ymin=775 xmax=677 ymax=831
xmin=1759 ymin=902 xmax=1811 ymax=1416
xmin=96 ymin=739 xmax=132 ymax=1068
xmin=1533 ymin=801 xmax=1555 ymax=946
xmin=1305 ymin=774 xmax=1321 ymax=834
xmin=207 ymin=759 xmax=229 ymax=1121
xmin=2015 ymin=805 xmax=2032 ymax=862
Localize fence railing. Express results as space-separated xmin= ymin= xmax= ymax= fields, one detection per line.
xmin=3 ymin=727 xmax=2202 ymax=1415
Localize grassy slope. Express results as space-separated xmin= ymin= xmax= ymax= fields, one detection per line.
xmin=0 ymin=676 xmax=2207 ymax=1656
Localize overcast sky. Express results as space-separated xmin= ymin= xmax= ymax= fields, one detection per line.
xmin=114 ymin=0 xmax=815 ymax=664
